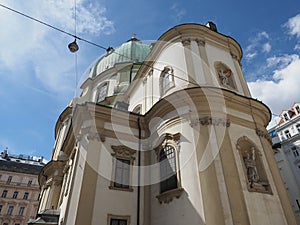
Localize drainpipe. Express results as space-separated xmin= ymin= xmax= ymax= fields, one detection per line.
xmin=137 ymin=117 xmax=141 ymax=225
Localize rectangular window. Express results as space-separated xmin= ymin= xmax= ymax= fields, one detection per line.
xmin=110 ymin=219 xmax=128 ymax=225
xmin=296 ymin=106 xmax=300 ymax=114
xmin=284 ymin=113 xmax=289 ymax=121
xmin=18 ymin=207 xmax=25 ymax=216
xmin=293 ymin=150 xmax=299 ymax=157
xmin=7 ymin=176 xmax=12 ymax=184
xmin=23 ymin=192 xmax=29 ymax=200
xmin=114 ymin=159 xmax=130 ymax=189
xmin=7 ymin=206 xmax=14 ymax=215
xmin=0 ymin=205 xmax=2 ymax=213
xmin=1 ymin=190 xmax=8 ymax=198
xmin=285 ymin=130 xmax=291 ymax=138
xmin=12 ymin=191 xmax=18 ymax=199
xmin=28 ymin=180 xmax=32 ymax=185
xmin=296 ymin=124 xmax=300 ymax=133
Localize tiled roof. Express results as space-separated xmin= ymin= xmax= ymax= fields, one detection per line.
xmin=0 ymin=160 xmax=43 ymax=175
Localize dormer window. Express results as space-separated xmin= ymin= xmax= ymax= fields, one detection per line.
xmin=295 ymin=105 xmax=300 ymax=114
xmin=283 ymin=113 xmax=289 ymax=121
xmin=97 ymin=82 xmax=108 ymax=103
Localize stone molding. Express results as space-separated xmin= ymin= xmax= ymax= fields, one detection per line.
xmin=190 ymin=116 xmax=230 ymax=127
xmin=111 ymin=145 xmax=136 ymax=161
xmin=156 ymin=187 xmax=184 ymax=204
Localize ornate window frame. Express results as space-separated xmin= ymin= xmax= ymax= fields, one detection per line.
xmin=236 ymin=136 xmax=272 ymax=194
xmin=160 ymin=66 xmax=175 ymax=96
xmin=214 ymin=62 xmax=236 ymax=89
xmin=109 ymin=146 xmax=136 ymax=192
xmin=154 ymin=133 xmax=184 ymax=203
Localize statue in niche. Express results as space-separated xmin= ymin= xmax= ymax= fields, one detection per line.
xmin=218 ymin=68 xmax=232 ymax=85
xmin=237 ymin=137 xmax=271 ymax=193
xmin=244 ymin=147 xmax=259 ymax=187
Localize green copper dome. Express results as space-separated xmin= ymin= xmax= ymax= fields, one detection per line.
xmin=89 ymin=37 xmax=151 ymax=78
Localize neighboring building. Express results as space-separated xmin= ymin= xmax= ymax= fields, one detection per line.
xmin=0 ymin=150 xmax=44 ymax=225
xmin=269 ymin=103 xmax=300 ymax=224
xmin=31 ymin=23 xmax=297 ymax=225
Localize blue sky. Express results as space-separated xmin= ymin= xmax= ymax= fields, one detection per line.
xmin=0 ymin=0 xmax=300 ymax=160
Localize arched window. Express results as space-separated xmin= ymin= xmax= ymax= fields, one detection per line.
xmin=159 ymin=145 xmax=177 ymax=193
xmin=96 ymin=82 xmax=108 ymax=103
xmin=160 ymin=67 xmax=175 ymax=96
xmin=132 ymin=104 xmax=142 ymax=114
xmin=155 ymin=133 xmax=183 ymax=203
xmin=215 ymin=62 xmax=236 ymax=89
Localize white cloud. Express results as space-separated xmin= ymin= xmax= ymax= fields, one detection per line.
xmin=248 ymin=54 xmax=300 ymax=117
xmin=294 ymin=44 xmax=300 ymax=51
xmin=266 ymin=54 xmax=297 ymax=69
xmin=245 ymin=31 xmax=270 ymax=61
xmin=170 ymin=3 xmax=186 ymax=22
xmin=0 ymin=0 xmax=115 ymax=96
xmin=285 ymin=13 xmax=300 ymax=38
xmin=258 ymin=31 xmax=269 ymax=39
xmin=245 ymin=52 xmax=257 ymax=60
xmin=262 ymin=42 xmax=271 ymax=53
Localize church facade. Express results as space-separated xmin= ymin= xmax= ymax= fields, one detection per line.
xmin=31 ymin=23 xmax=297 ymax=225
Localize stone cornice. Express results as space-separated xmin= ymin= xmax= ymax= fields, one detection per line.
xmin=190 ymin=116 xmax=230 ymax=127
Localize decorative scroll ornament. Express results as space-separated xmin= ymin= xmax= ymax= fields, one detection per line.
xmin=111 ymin=145 xmax=136 ymax=160
xmin=256 ymin=128 xmax=272 ymax=144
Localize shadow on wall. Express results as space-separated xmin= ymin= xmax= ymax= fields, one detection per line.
xmin=151 ymin=190 xmax=205 ymax=225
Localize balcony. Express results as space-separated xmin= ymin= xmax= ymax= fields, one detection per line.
xmin=0 ymin=180 xmax=39 ymax=189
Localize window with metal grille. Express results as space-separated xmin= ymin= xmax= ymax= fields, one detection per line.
xmin=159 ymin=145 xmax=177 ymax=193
xmin=110 ymin=218 xmax=127 ymax=225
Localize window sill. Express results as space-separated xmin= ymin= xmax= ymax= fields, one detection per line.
xmin=156 ymin=187 xmax=184 ymax=204
xmin=109 ymin=185 xmax=133 ymax=192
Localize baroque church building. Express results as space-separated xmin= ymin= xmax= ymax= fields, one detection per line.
xmin=30 ymin=23 xmax=297 ymax=225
